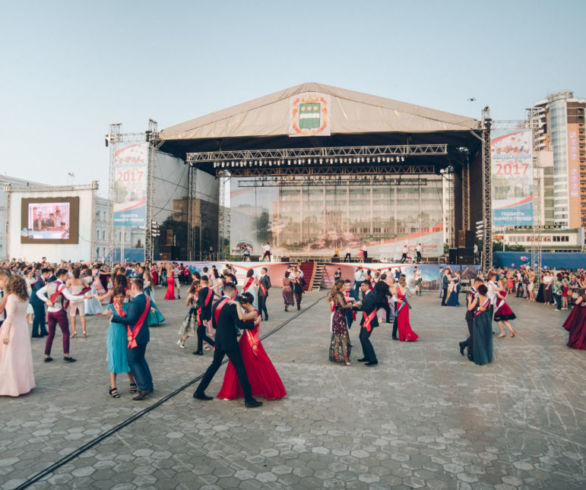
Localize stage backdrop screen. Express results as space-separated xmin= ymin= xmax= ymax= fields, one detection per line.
xmin=20 ymin=197 xmax=80 ymax=244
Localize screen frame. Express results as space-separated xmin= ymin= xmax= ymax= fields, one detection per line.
xmin=20 ymin=196 xmax=80 ymax=244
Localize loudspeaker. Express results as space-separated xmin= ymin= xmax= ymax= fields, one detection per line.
xmin=458 ymin=230 xmax=475 ymax=248
xmin=457 ymin=248 xmax=475 ymax=264
xmin=448 ymin=248 xmax=458 ymax=264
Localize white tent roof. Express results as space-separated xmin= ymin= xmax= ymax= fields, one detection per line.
xmin=160 ymin=82 xmax=479 ymax=141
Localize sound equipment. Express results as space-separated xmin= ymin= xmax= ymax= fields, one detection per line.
xmin=458 ymin=230 xmax=475 ymax=248
xmin=448 ymin=248 xmax=458 ymax=264
xmin=457 ymin=247 xmax=475 ymax=264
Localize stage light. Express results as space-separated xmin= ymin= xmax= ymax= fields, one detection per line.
xmin=308 ymin=158 xmax=312 ymax=164
xmin=377 ymin=157 xmax=381 ymax=163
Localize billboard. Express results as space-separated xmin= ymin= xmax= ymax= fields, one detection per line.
xmin=112 ymin=143 xmax=148 ymax=227
xmin=491 ymin=129 xmax=533 ymax=227
xmin=20 ymin=197 xmax=80 ymax=244
xmin=568 ymin=124 xmax=581 ymax=228
xmin=289 ymin=93 xmax=331 ymax=137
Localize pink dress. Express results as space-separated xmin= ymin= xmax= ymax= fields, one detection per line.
xmin=0 ymin=295 xmax=35 ymax=397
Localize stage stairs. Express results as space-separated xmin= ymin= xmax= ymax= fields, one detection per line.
xmin=310 ymin=261 xmax=328 ymax=291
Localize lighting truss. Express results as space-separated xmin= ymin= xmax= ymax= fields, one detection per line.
xmin=217 ymin=164 xmax=436 ymax=177
xmin=237 ymin=176 xmax=430 ymax=187
xmin=186 ymin=143 xmax=447 ymax=166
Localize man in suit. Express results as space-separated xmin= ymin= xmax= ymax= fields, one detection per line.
xmin=459 ymin=277 xmax=482 ymax=360
xmin=441 ymin=270 xmax=449 ymax=306
xmin=104 ymin=277 xmax=153 ymax=400
xmin=257 ymin=267 xmax=271 ymax=321
xmin=194 ymin=283 xmax=262 ymax=408
xmin=193 ymin=275 xmax=216 ymax=356
xmin=374 ymin=273 xmax=394 ymax=324
xmin=354 ymin=281 xmax=379 ymax=366
xmin=31 ymin=268 xmax=51 ymax=337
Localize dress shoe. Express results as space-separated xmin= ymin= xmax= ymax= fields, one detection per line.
xmin=245 ymin=398 xmax=263 ymax=408
xmin=357 ymin=357 xmax=368 ymax=362
xmin=264 ymin=315 xmax=269 ymax=321
xmin=193 ymin=392 xmax=213 ymax=401
xmin=459 ymin=342 xmax=466 ymax=356
xmin=193 ymin=350 xmax=203 ymax=356
xmin=133 ymin=390 xmax=152 ymax=401
xmin=63 ymin=356 xmax=77 ymax=363
xmin=44 ymin=357 xmax=53 ymax=363
xmin=365 ymin=361 xmax=378 ymax=366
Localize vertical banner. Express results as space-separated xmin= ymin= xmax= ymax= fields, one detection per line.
xmin=113 ymin=143 xmax=148 ymax=227
xmin=491 ymin=130 xmax=533 ymax=226
xmin=567 ymin=125 xmax=581 ymax=227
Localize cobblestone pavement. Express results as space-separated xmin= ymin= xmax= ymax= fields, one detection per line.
xmin=1 ymin=287 xmax=585 ymax=489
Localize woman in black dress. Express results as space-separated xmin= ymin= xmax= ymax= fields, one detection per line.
xmin=471 ymin=284 xmax=493 ymax=366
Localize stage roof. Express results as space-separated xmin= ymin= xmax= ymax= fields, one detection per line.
xmin=159 ymin=82 xmax=479 ymax=142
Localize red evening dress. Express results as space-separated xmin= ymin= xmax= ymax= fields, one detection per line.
xmin=494 ymin=292 xmax=516 ymax=321
xmin=164 ymin=273 xmax=175 ymax=300
xmin=563 ymin=302 xmax=586 ymax=331
xmin=217 ymin=314 xmax=286 ymax=400
xmin=396 ymin=291 xmax=418 ymax=342
xmin=566 ymin=304 xmax=586 ymax=350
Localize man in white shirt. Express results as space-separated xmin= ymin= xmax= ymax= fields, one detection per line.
xmin=262 ymin=243 xmax=272 ymax=262
xmin=36 ymin=268 xmax=88 ymax=363
xmin=401 ymin=244 xmax=408 ymax=263
xmin=416 ymin=243 xmax=423 ymax=264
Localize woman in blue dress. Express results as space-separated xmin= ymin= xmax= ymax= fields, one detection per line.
xmin=446 ymin=270 xmax=461 ymax=307
xmin=143 ymin=270 xmax=165 ymax=326
xmin=106 ymin=287 xmax=136 ymax=398
xmin=471 ymin=284 xmax=493 ymax=366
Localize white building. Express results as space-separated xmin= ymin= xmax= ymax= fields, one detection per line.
xmin=5 ymin=181 xmax=112 ymax=262
xmin=0 ymin=176 xmax=46 ymax=260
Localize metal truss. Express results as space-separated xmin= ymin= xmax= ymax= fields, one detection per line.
xmin=186 ymin=143 xmax=447 ymax=165
xmin=186 ymin=165 xmax=197 ymax=261
xmin=217 ymin=164 xmax=436 ymax=178
xmin=237 ymin=176 xmax=431 ymax=188
xmin=480 ymin=108 xmax=493 ymax=272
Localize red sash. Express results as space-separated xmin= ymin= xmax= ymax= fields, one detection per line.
xmin=259 ymin=279 xmax=268 ymax=296
xmin=243 ymin=277 xmax=254 ymax=292
xmin=475 ymin=298 xmax=491 ymax=318
xmin=113 ymin=302 xmax=126 ymax=317
xmin=362 ymin=309 xmax=378 ymax=332
xmin=197 ymin=288 xmax=214 ymax=325
xmin=126 ymin=297 xmax=151 ymax=349
xmin=330 ymin=302 xmax=336 ymax=313
xmin=49 ymin=284 xmax=66 ymax=303
xmin=246 ymin=309 xmax=260 ymax=357
xmin=214 ymin=298 xmax=230 ymax=325
xmin=343 ymin=291 xmax=356 ymax=320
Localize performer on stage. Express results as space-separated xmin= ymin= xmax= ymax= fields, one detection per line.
xmin=103 ymin=278 xmax=153 ymax=401
xmin=193 ymin=283 xmax=262 ymax=408
xmin=354 ymin=281 xmax=379 ymax=366
xmin=393 ymin=277 xmax=418 ymax=342
xmin=36 ymin=268 xmax=89 ymax=363
xmin=494 ymin=278 xmax=516 ymax=338
xmin=459 ymin=277 xmax=483 ymax=360
xmin=328 ymin=281 xmax=354 ymax=366
xmin=217 ymin=292 xmax=286 ymax=400
xmin=257 ymin=267 xmax=271 ymax=321
xmin=471 ymin=284 xmax=493 ymax=366
xmin=193 ymin=276 xmax=216 ymax=356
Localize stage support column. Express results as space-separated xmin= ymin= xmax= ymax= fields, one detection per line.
xmin=481 ymin=108 xmax=493 ymax=272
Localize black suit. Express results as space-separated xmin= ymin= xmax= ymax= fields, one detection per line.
xmin=112 ymin=293 xmax=153 ymax=391
xmin=196 ymin=286 xmax=215 ymax=352
xmin=356 ymin=291 xmax=379 ymax=363
xmin=374 ymin=281 xmax=393 ymax=323
xmin=195 ymin=298 xmax=255 ymax=402
xmin=31 ymin=278 xmax=48 ymax=337
xmin=257 ymin=275 xmax=271 ymax=320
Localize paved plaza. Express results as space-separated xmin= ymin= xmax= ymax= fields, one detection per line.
xmin=1 ymin=287 xmax=585 ymax=490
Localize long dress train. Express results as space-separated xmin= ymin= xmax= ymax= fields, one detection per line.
xmin=396 ymin=291 xmax=418 ymax=341
xmin=565 ymin=303 xmax=586 ymax=350
xmin=145 ymin=286 xmax=165 ymax=326
xmin=217 ymin=314 xmax=286 ymax=400
xmin=472 ymin=307 xmax=493 ymax=365
xmin=0 ymin=295 xmax=35 ymax=396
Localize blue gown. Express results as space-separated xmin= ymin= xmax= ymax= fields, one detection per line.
xmin=84 ymin=285 xmax=104 ymax=315
xmin=446 ymin=282 xmax=461 ymax=306
xmin=106 ymin=304 xmax=130 ymax=374
xmin=473 ymin=308 xmax=494 ymax=365
xmin=145 ymin=286 xmax=165 ymax=326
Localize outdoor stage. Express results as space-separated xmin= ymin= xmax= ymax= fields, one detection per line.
xmin=155 ymin=82 xmax=493 ymax=271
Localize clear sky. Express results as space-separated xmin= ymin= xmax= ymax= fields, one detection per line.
xmin=1 ymin=0 xmax=585 ymax=194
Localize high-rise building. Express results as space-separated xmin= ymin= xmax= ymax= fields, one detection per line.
xmin=531 ymin=91 xmax=586 ymax=228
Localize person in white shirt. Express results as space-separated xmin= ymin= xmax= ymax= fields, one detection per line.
xmin=486 ymin=272 xmax=500 ymax=326
xmin=401 ymin=244 xmax=408 ymax=263
xmin=416 ymin=243 xmax=423 ymax=264
xmin=36 ymin=268 xmax=89 ymax=363
xmin=262 ymin=243 xmax=272 ymax=262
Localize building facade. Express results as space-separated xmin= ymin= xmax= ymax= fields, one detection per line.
xmin=531 ymin=91 xmax=586 ymax=228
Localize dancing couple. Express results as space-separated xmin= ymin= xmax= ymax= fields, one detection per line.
xmin=194 ymin=284 xmax=286 ymax=407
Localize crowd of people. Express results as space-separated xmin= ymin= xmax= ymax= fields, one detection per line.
xmin=1 ymin=258 xmax=584 ymax=402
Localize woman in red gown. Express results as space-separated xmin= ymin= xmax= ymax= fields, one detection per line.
xmin=494 ymin=279 xmax=516 ymax=338
xmin=393 ymin=277 xmax=418 ymax=342
xmin=566 ymin=292 xmax=586 ymax=350
xmin=217 ymin=293 xmax=286 ymax=401
xmin=164 ymin=266 xmax=175 ymax=300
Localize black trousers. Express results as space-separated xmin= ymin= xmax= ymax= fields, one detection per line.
xmin=392 ymin=317 xmax=398 ymax=339
xmin=197 ymin=322 xmax=215 ymax=352
xmin=441 ymin=287 xmax=448 ymax=305
xmin=401 ymin=253 xmax=407 ymax=263
xmin=344 ymin=253 xmax=351 ymax=262
xmin=32 ymin=303 xmax=47 ymax=337
xmin=462 ymin=312 xmax=474 ymax=360
xmin=376 ymin=301 xmax=392 ymax=323
xmin=359 ymin=326 xmax=377 ymax=362
xmin=258 ymin=294 xmax=268 ymax=319
xmin=127 ymin=342 xmax=153 ymax=391
xmin=196 ymin=344 xmax=253 ymax=402
xmin=416 ymin=251 xmax=422 ymax=263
